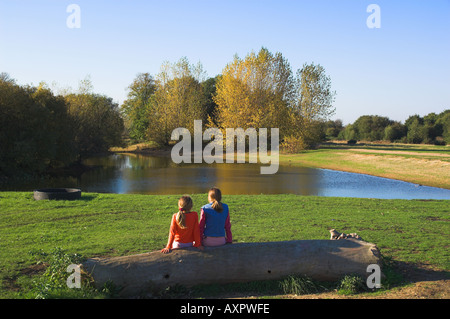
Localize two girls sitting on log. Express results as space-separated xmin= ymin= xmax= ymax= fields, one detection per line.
xmin=161 ymin=187 xmax=232 ymax=253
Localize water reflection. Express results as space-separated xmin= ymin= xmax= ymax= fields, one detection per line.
xmin=82 ymin=154 xmax=320 ymax=195
xmin=2 ymin=153 xmax=450 ymax=199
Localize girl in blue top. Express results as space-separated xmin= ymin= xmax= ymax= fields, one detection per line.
xmin=199 ymin=187 xmax=232 ymax=246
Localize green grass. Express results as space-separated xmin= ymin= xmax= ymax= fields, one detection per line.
xmin=0 ymin=192 xmax=449 ymax=298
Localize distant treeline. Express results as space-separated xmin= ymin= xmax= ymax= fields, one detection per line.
xmin=323 ymin=111 xmax=450 ymax=145
xmin=0 ymin=73 xmax=124 ymax=178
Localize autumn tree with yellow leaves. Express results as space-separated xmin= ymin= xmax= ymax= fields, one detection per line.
xmin=148 ymin=57 xmax=209 ymax=146
xmin=124 ymin=49 xmax=335 ymax=150
xmin=212 ymin=47 xmax=336 ymax=151
xmin=212 ymin=48 xmax=293 ymax=134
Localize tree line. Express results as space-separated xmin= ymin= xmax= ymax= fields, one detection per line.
xmin=123 ymin=47 xmax=336 ymax=152
xmin=0 ymin=73 xmax=124 ymax=178
xmin=123 ymin=47 xmax=448 ymax=152
xmin=323 ymin=111 xmax=450 ymax=145
xmin=2 ymin=47 xmax=448 ymax=178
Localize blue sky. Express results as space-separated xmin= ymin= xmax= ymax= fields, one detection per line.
xmin=1 ymin=0 xmax=449 ymax=124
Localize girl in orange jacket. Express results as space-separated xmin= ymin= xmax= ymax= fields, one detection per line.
xmin=161 ymin=195 xmax=203 ymax=253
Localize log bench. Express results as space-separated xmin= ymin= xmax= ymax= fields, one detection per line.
xmin=83 ymin=239 xmax=381 ymax=297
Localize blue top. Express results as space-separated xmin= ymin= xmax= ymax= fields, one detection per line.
xmin=200 ymin=202 xmax=230 ymax=238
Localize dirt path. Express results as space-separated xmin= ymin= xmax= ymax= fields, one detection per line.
xmin=281 ymin=280 xmax=449 ymax=299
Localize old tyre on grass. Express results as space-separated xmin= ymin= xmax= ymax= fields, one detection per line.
xmin=33 ymin=188 xmax=82 ymax=200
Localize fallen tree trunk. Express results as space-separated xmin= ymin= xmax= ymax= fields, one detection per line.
xmin=83 ymin=239 xmax=381 ymax=297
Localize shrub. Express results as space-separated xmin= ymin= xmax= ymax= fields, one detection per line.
xmin=281 ymin=135 xmax=308 ymax=153
xmin=279 ymin=275 xmax=324 ymax=295
xmin=337 ymin=274 xmax=367 ymax=295
xmin=29 ymin=248 xmax=95 ymax=299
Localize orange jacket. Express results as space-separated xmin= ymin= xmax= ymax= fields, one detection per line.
xmin=166 ymin=211 xmax=201 ymax=248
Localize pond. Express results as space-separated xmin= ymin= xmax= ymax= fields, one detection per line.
xmin=3 ymin=153 xmax=449 ymax=200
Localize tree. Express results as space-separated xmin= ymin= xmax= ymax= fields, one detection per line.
xmin=213 ymin=49 xmax=336 ymax=151
xmin=384 ymin=121 xmax=406 ymax=142
xmin=423 ymin=112 xmax=438 ymax=126
xmin=406 ymin=118 xmax=425 ymax=144
xmin=421 ymin=112 xmax=442 ymax=143
xmin=288 ymin=62 xmax=336 ymax=147
xmin=201 ymin=76 xmax=220 ymax=126
xmin=148 ymin=57 xmax=208 ymax=146
xmin=338 ymin=124 xmax=357 ymax=141
xmin=436 ymin=110 xmax=450 ymax=144
xmin=213 ymin=48 xmax=293 ymax=135
xmin=324 ymin=119 xmax=344 ymax=140
xmin=0 ymin=72 xmax=15 ymax=84
xmin=0 ymin=79 xmax=75 ymax=176
xmin=65 ymin=78 xmax=124 ymax=160
xmin=122 ymin=73 xmax=156 ymax=142
xmin=352 ymin=115 xmax=392 ymax=141
xmin=405 ymin=114 xmax=423 ymax=130
xmin=31 ymin=83 xmax=77 ymax=167
xmin=0 ymin=74 xmax=124 ymax=177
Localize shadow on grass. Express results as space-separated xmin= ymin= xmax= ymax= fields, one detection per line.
xmin=385 ymin=258 xmax=450 ymax=285
xmin=79 ymin=194 xmax=99 ymax=202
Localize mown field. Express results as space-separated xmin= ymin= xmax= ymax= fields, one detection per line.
xmin=0 ymin=192 xmax=448 ymax=298
xmin=280 ymin=142 xmax=450 ymax=189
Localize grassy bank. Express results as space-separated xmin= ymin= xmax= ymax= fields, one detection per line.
xmin=280 ymin=142 xmax=450 ymax=189
xmin=0 ymin=192 xmax=448 ymax=298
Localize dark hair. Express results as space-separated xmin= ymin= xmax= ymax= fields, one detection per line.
xmin=208 ymin=187 xmax=223 ymax=212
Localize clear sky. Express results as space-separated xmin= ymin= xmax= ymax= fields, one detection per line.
xmin=1 ymin=0 xmax=449 ymax=124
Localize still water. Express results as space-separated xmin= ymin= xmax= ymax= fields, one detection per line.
xmin=4 ymin=153 xmax=450 ymax=199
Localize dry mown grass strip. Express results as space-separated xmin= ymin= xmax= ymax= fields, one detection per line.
xmin=341 ymin=152 xmax=450 ymax=189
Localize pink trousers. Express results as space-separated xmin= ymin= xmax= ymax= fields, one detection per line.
xmin=203 ymin=236 xmax=226 ymax=247
xmin=172 ymin=241 xmax=193 ymax=249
